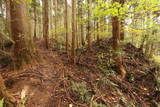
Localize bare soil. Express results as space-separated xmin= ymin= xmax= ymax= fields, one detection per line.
xmin=0 ymin=39 xmax=160 ymax=107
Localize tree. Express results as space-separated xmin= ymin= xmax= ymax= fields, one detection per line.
xmin=64 ymin=0 xmax=68 ymax=52
xmin=71 ymin=0 xmax=76 ymax=64
xmin=87 ymin=0 xmax=92 ymax=50
xmin=79 ymin=0 xmax=85 ymax=46
xmin=10 ymin=0 xmax=33 ymax=68
xmin=96 ymin=18 xmax=100 ymax=44
xmin=120 ymin=0 xmax=125 ymax=40
xmin=112 ymin=0 xmax=126 ymax=79
xmin=42 ymin=0 xmax=49 ymax=49
xmin=32 ymin=0 xmax=37 ymax=39
xmin=54 ymin=0 xmax=58 ymax=39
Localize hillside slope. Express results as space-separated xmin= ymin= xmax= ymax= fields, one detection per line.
xmin=0 ymin=39 xmax=159 ymax=107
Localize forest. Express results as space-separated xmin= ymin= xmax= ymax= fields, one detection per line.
xmin=0 ymin=0 xmax=160 ymax=106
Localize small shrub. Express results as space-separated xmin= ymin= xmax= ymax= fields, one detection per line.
xmin=119 ymin=97 xmax=135 ymax=107
xmin=97 ymin=53 xmax=106 ymax=64
xmin=71 ymin=82 xmax=91 ymax=102
xmin=0 ymin=98 xmax=4 ymax=107
xmin=100 ymin=77 xmax=118 ymax=87
xmin=92 ymin=101 xmax=107 ymax=107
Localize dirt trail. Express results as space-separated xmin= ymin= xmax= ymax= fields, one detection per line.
xmin=4 ymin=50 xmax=70 ymax=107
xmin=1 ymin=39 xmax=159 ymax=107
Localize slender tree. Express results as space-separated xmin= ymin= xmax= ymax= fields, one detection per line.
xmin=96 ymin=18 xmax=100 ymax=44
xmin=112 ymin=0 xmax=126 ymax=79
xmin=79 ymin=0 xmax=85 ymax=46
xmin=64 ymin=0 xmax=68 ymax=52
xmin=54 ymin=0 xmax=58 ymax=39
xmin=120 ymin=0 xmax=125 ymax=40
xmin=42 ymin=0 xmax=49 ymax=49
xmin=87 ymin=0 xmax=92 ymax=50
xmin=0 ymin=0 xmax=4 ymax=17
xmin=5 ymin=0 xmax=11 ymax=36
xmin=71 ymin=0 xmax=76 ymax=64
xmin=33 ymin=0 xmax=37 ymax=39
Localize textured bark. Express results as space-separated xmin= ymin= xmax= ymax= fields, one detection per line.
xmin=120 ymin=0 xmax=125 ymax=40
xmin=64 ymin=0 xmax=68 ymax=52
xmin=112 ymin=16 xmax=126 ymax=79
xmin=42 ymin=0 xmax=49 ymax=49
xmin=96 ymin=19 xmax=100 ymax=44
xmin=49 ymin=0 xmax=53 ymax=38
xmin=71 ymin=0 xmax=76 ymax=64
xmin=80 ymin=1 xmax=85 ymax=46
xmin=0 ymin=0 xmax=4 ymax=17
xmin=120 ymin=21 xmax=124 ymax=40
xmin=76 ymin=10 xmax=79 ymax=49
xmin=111 ymin=0 xmax=126 ymax=79
xmin=5 ymin=0 xmax=11 ymax=36
xmin=33 ymin=0 xmax=37 ymax=39
xmin=54 ymin=0 xmax=58 ymax=39
xmin=87 ymin=0 xmax=92 ymax=50
xmin=10 ymin=0 xmax=33 ymax=69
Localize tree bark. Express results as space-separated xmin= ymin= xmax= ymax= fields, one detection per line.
xmin=0 ymin=0 xmax=4 ymax=18
xmin=5 ymin=0 xmax=11 ymax=36
xmin=42 ymin=0 xmax=49 ymax=49
xmin=64 ymin=0 xmax=68 ymax=52
xmin=71 ymin=0 xmax=76 ymax=64
xmin=120 ymin=21 xmax=124 ymax=40
xmin=33 ymin=0 xmax=37 ymax=39
xmin=10 ymin=0 xmax=33 ymax=69
xmin=96 ymin=18 xmax=100 ymax=44
xmin=112 ymin=16 xmax=126 ymax=79
xmin=87 ymin=0 xmax=92 ymax=50
xmin=80 ymin=1 xmax=85 ymax=46
xmin=54 ymin=0 xmax=58 ymax=39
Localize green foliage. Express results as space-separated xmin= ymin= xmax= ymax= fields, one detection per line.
xmin=92 ymin=100 xmax=107 ymax=107
xmin=97 ymin=53 xmax=106 ymax=64
xmin=26 ymin=0 xmax=32 ymax=3
xmin=128 ymin=74 xmax=135 ymax=83
xmin=20 ymin=97 xmax=27 ymax=107
xmin=0 ymin=98 xmax=4 ymax=107
xmin=97 ymin=64 xmax=108 ymax=73
xmin=153 ymin=55 xmax=160 ymax=64
xmin=71 ymin=82 xmax=91 ymax=102
xmin=120 ymin=97 xmax=135 ymax=107
xmin=100 ymin=77 xmax=118 ymax=87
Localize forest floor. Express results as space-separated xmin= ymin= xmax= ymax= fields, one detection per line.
xmin=0 ymin=38 xmax=160 ymax=107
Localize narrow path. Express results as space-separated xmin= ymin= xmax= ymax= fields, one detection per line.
xmin=7 ymin=50 xmax=70 ymax=107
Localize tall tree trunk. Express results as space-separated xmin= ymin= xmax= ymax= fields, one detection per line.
xmin=0 ymin=0 xmax=4 ymax=18
xmin=33 ymin=0 xmax=37 ymax=39
xmin=120 ymin=21 xmax=124 ymax=40
xmin=87 ymin=0 xmax=92 ymax=50
xmin=49 ymin=0 xmax=53 ymax=38
xmin=42 ymin=0 xmax=49 ymax=49
xmin=76 ymin=10 xmax=79 ymax=49
xmin=54 ymin=0 xmax=57 ymax=39
xmin=96 ymin=18 xmax=100 ymax=44
xmin=10 ymin=0 xmax=33 ymax=68
xmin=71 ymin=0 xmax=76 ymax=64
xmin=64 ymin=0 xmax=68 ymax=52
xmin=5 ymin=0 xmax=11 ymax=36
xmin=112 ymin=16 xmax=126 ymax=79
xmin=80 ymin=1 xmax=85 ymax=46
xmin=120 ymin=0 xmax=125 ymax=40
